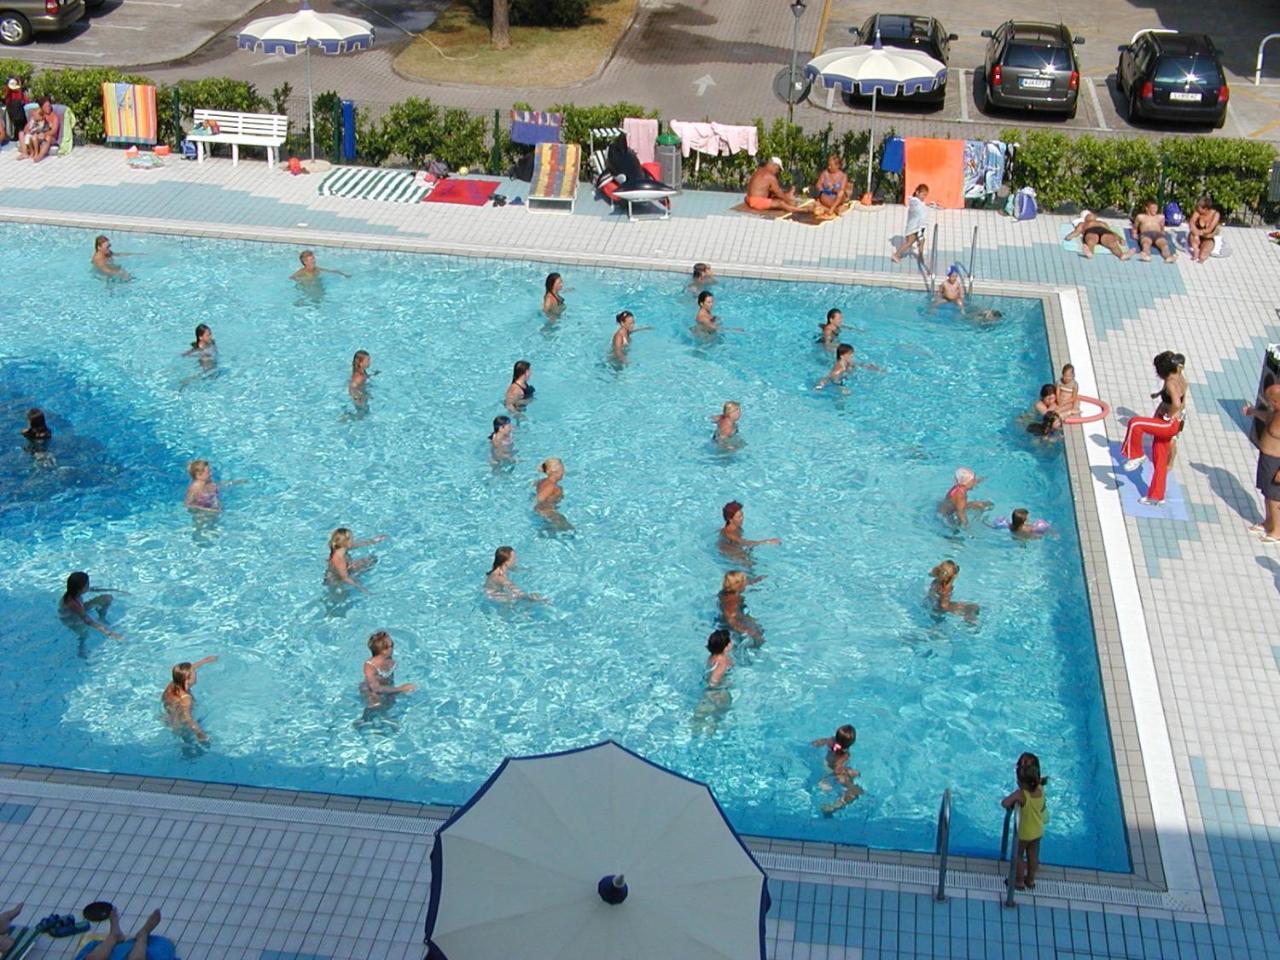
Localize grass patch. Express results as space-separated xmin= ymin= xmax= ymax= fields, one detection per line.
xmin=394 ymin=0 xmax=638 ymax=88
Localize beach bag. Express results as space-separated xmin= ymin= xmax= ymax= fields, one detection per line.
xmin=1164 ymin=201 xmax=1184 ymax=226
xmin=180 ymin=139 xmax=197 ymax=159
xmin=1013 ymin=187 xmax=1037 ymax=221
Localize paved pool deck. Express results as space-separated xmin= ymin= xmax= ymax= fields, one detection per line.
xmin=3 ymin=145 xmax=1280 ymax=959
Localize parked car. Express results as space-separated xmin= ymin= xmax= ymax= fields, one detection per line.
xmin=0 ymin=0 xmax=84 ymax=45
xmin=1116 ymin=29 xmax=1228 ymax=129
xmin=980 ymin=21 xmax=1084 ymax=118
xmin=848 ymin=13 xmax=958 ymax=104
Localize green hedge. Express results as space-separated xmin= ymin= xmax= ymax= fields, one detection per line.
xmin=471 ymin=0 xmax=590 ymax=28
xmin=1001 ymin=128 xmax=1277 ymax=219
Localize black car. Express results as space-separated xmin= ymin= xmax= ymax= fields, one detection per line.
xmin=1116 ymin=29 xmax=1228 ymax=128
xmin=981 ymin=21 xmax=1084 ymax=118
xmin=848 ymin=13 xmax=958 ymax=104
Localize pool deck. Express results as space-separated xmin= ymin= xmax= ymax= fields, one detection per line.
xmin=4 ymin=146 xmax=1280 ymax=959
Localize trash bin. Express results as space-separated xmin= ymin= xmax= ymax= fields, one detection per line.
xmin=1251 ymin=344 xmax=1280 ymax=449
xmin=656 ymin=135 xmax=682 ymax=192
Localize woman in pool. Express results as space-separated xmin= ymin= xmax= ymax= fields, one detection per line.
xmin=817 ymin=308 xmax=843 ymax=348
xmin=1121 ymin=351 xmax=1188 ymax=506
xmin=929 ymin=559 xmax=979 ymax=623
xmin=691 ymin=629 xmax=735 ymax=736
xmin=542 ymin=272 xmax=565 ymax=318
xmin=693 ymin=292 xmax=743 ymax=336
xmin=611 ymin=310 xmax=652 ymax=363
xmin=360 ymin=630 xmax=416 ymax=710
xmin=59 ymin=571 xmax=121 ymax=640
xmin=712 ymin=401 xmax=742 ymax=444
xmin=811 ymin=724 xmax=862 ymax=815
xmin=938 ymin=467 xmax=991 ymax=528
xmin=183 ymin=324 xmax=217 ymax=366
xmin=505 ymin=360 xmax=535 ymax=414
xmin=719 ymin=570 xmax=765 ymax=646
xmin=162 ymin=656 xmax=217 ymax=745
xmin=1032 ymin=383 xmax=1059 ymax=418
xmin=184 ymin=459 xmax=222 ymax=513
xmin=489 ymin=415 xmax=514 ymax=461
xmin=485 ymin=546 xmax=543 ymax=602
xmin=349 ymin=349 xmax=372 ymax=410
xmin=719 ymin=500 xmax=780 ymax=566
xmin=20 ymin=407 xmax=52 ymax=461
xmin=815 ymin=343 xmax=881 ymax=390
xmin=326 ymin=527 xmax=386 ymax=593
xmin=688 ymin=262 xmax=715 ymax=295
xmin=535 ymin=458 xmax=564 ymax=506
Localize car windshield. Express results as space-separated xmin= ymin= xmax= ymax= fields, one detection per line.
xmin=1154 ymin=56 xmax=1219 ymax=85
xmin=867 ymin=16 xmax=938 ymax=54
xmin=1004 ymin=43 xmax=1071 ymax=71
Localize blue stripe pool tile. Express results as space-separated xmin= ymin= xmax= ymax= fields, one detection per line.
xmin=0 ymin=803 xmax=33 ymax=824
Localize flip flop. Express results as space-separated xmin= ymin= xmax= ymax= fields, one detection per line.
xmin=1262 ymin=536 xmax=1280 ymax=544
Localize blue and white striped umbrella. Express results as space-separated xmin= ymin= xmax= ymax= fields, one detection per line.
xmin=237 ymin=2 xmax=374 ymax=159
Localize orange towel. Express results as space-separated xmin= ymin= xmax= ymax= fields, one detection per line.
xmin=902 ymin=138 xmax=964 ymax=210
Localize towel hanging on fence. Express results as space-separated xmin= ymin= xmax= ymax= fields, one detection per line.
xmin=510 ymin=110 xmax=563 ymax=146
xmin=622 ymin=117 xmax=658 ymax=164
xmin=102 ymin=82 xmax=157 ymax=146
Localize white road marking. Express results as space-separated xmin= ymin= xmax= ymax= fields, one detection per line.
xmin=956 ymin=68 xmax=968 ymax=122
xmin=92 ymin=23 xmax=147 ymax=30
xmin=1084 ymin=78 xmax=1108 ymax=130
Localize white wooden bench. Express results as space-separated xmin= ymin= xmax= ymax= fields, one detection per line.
xmin=187 ymin=109 xmax=289 ymax=169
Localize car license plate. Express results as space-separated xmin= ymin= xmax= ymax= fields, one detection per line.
xmin=1169 ymin=91 xmax=1202 ymax=102
xmin=1019 ymin=78 xmax=1052 ymax=89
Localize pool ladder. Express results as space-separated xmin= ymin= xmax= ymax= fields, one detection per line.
xmin=933 ymin=789 xmax=1020 ymax=908
xmin=923 ymin=225 xmax=980 ymax=297
xmin=998 ymin=803 xmax=1021 ymax=907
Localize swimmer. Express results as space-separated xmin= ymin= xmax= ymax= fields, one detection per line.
xmin=162 ymin=656 xmax=217 ymax=745
xmin=705 ymin=628 xmax=734 ymax=688
xmin=505 ymin=360 xmax=535 ymax=414
xmin=691 ymin=628 xmax=735 ymax=736
xmin=326 ymin=527 xmax=386 ymax=593
xmin=184 ymin=458 xmax=222 ymax=513
xmin=1005 ymin=508 xmax=1048 ymax=540
xmin=812 ymin=724 xmax=863 ymax=815
xmin=611 ymin=310 xmax=652 ymax=363
xmin=817 ymin=308 xmax=843 ymax=348
xmin=1055 ymin=364 xmax=1080 ymax=417
xmin=489 ymin=415 xmax=514 ymax=461
xmin=929 ymin=559 xmax=979 ymax=623
xmin=719 ymin=500 xmax=780 ymax=563
xmin=1026 ymin=411 xmax=1063 ymax=441
xmin=938 ymin=467 xmax=992 ymax=528
xmin=349 ymin=349 xmax=375 ymax=410
xmin=291 ymin=249 xmax=350 ymax=282
xmin=90 ymin=234 xmax=133 ymax=280
xmin=20 ymin=407 xmax=52 ymax=460
xmin=535 ymin=457 xmax=564 ymax=506
xmin=360 ymin=630 xmax=416 ymax=710
xmin=689 ymin=262 xmax=716 ymax=295
xmin=183 ymin=324 xmax=217 ymax=366
xmin=816 ymin=343 xmax=882 ymax=390
xmin=693 ymin=291 xmax=744 ymax=336
xmin=542 ymin=272 xmax=566 ymax=318
xmin=935 ymin=266 xmax=965 ymax=308
xmin=718 ymin=570 xmax=765 ymax=646
xmin=485 ymin=545 xmax=544 ymax=602
xmin=711 ymin=401 xmax=742 ymax=444
xmin=59 ymin=571 xmax=122 ymax=640
xmin=1033 ymin=383 xmax=1059 ymax=418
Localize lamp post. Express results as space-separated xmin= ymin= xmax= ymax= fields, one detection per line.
xmin=786 ymin=0 xmax=807 ymax=126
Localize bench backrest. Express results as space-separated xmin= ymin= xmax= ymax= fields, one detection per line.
xmin=192 ymin=108 xmax=288 ymax=138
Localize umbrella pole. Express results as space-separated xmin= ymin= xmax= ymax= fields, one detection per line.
xmin=306 ymin=41 xmax=316 ymax=162
xmin=865 ymin=88 xmax=876 ymax=197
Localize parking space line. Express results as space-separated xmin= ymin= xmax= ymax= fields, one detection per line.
xmin=1084 ymin=79 xmax=1108 ymax=130
xmin=1246 ymin=118 xmax=1280 ymax=138
xmin=956 ymin=69 xmax=969 ymax=122
xmin=123 ymin=1 xmax=183 ymax=5
xmin=93 ymin=23 xmax=147 ymax=30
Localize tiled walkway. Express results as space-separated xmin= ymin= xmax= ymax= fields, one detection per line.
xmin=4 ymin=147 xmax=1280 ymax=959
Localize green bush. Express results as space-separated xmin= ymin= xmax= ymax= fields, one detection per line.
xmin=545 ymin=101 xmax=656 ymax=152
xmin=0 ymin=59 xmax=33 ymax=87
xmin=472 ymin=0 xmax=590 ymax=28
xmin=374 ymin=97 xmax=489 ymax=169
xmin=1160 ymin=136 xmax=1276 ymax=220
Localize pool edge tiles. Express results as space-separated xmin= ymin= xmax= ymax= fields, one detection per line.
xmin=0 ymin=214 xmax=1186 ymax=908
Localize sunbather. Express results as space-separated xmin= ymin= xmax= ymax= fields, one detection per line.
xmin=745 ymin=157 xmax=808 ymax=214
xmin=0 ymin=903 xmax=23 ymax=952
xmin=813 ymin=154 xmax=850 ymax=216
xmin=1132 ymin=200 xmax=1175 ymax=262
xmin=81 ymin=906 xmax=163 ymax=960
xmin=1188 ymin=195 xmax=1221 ymax=263
xmin=1065 ymin=213 xmax=1131 ymax=260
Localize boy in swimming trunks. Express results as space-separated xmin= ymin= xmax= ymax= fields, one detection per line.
xmin=935 ymin=266 xmax=965 ymax=307
xmin=1132 ymin=200 xmax=1175 ymax=263
xmin=812 ymin=724 xmax=863 ymax=815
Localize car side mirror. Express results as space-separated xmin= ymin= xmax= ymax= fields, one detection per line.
xmin=947 ymin=33 xmax=959 ymax=42
xmin=849 ymin=28 xmax=860 ymax=38
xmin=1117 ymin=44 xmax=1129 ymax=52
xmin=1074 ymin=36 xmax=1085 ymax=45
xmin=980 ymin=29 xmax=993 ymax=38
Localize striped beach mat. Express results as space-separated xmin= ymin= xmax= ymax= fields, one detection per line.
xmin=318 ymin=167 xmax=431 ymax=203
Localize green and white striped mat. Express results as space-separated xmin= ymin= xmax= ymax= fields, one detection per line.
xmin=317 ymin=166 xmax=431 ymax=203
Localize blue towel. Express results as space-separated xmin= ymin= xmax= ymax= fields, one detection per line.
xmin=880 ymin=137 xmax=904 ymax=173
xmin=74 ymin=935 xmax=178 ymax=960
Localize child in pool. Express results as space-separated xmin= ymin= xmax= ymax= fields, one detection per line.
xmin=811 ymin=723 xmax=863 ymax=815
xmin=1026 ymin=411 xmax=1063 ymax=441
xmin=59 ymin=571 xmax=122 ymax=640
xmin=326 ymin=527 xmax=385 ymax=593
xmin=1001 ymin=753 xmax=1049 ymax=890
xmin=184 ymin=459 xmax=222 ymax=513
xmin=1006 ymin=508 xmax=1048 ymax=540
xmin=929 ymin=560 xmax=979 ymax=623
xmin=705 ymin=628 xmax=734 ymax=688
xmin=1055 ymin=364 xmax=1080 ymax=417
xmin=360 ymin=630 xmax=416 ymax=710
xmin=712 ymin=401 xmax=742 ymax=443
xmin=162 ymin=656 xmax=217 ymax=745
xmin=484 ymin=546 xmax=545 ymax=602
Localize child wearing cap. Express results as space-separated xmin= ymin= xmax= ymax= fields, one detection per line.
xmin=938 ymin=467 xmax=991 ymax=528
xmin=2 ymin=77 xmax=29 ymax=147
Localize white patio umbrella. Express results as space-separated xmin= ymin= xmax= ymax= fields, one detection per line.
xmin=236 ymin=1 xmax=374 ymax=161
xmin=424 ymin=740 xmax=771 ymax=960
xmin=804 ymin=32 xmax=947 ymax=195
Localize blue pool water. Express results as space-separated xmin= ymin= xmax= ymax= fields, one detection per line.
xmin=0 ymin=223 xmax=1127 ymax=871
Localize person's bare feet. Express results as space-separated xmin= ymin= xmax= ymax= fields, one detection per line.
xmin=1081 ymin=248 xmax=1094 ymax=259
xmin=0 ymin=902 xmax=23 ymax=926
xmin=107 ymin=907 xmax=123 ymax=939
xmin=890 ymin=254 xmax=901 ymax=263
xmin=1140 ymin=251 xmax=1151 ymax=262
xmin=136 ymin=910 xmax=161 ymax=937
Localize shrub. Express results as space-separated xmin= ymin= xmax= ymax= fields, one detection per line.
xmin=472 ymin=0 xmax=590 ymax=28
xmin=30 ymin=67 xmax=153 ymax=143
xmin=174 ymin=77 xmax=266 ymax=120
xmin=1159 ymin=136 xmax=1275 ymax=221
xmin=374 ymin=97 xmax=488 ymax=169
xmin=545 ymin=101 xmax=657 ymax=151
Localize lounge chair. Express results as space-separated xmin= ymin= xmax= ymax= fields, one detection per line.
xmin=1 ymin=926 xmax=39 ymax=960
xmin=528 ymin=143 xmax=582 ymax=215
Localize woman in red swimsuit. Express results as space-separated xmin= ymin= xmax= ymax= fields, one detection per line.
xmin=1122 ymin=351 xmax=1187 ymax=505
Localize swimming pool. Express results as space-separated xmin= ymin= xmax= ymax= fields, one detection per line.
xmin=0 ymin=223 xmax=1127 ymax=871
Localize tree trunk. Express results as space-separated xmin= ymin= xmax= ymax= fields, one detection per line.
xmin=491 ymin=0 xmax=511 ymax=50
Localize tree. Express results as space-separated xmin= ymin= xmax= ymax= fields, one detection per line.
xmin=491 ymin=0 xmax=510 ymax=50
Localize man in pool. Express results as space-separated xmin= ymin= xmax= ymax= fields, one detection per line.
xmin=745 ymin=157 xmax=809 ymax=214
xmin=91 ymin=235 xmax=132 ymax=280
xmin=291 ymin=250 xmax=351 ymax=282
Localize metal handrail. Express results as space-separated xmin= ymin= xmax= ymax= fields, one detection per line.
xmin=965 ymin=225 xmax=979 ymax=295
xmin=934 ymin=788 xmax=952 ymax=901
xmin=925 ymin=223 xmax=939 ymax=292
xmin=1256 ymin=33 xmax=1280 ymax=85
xmin=999 ymin=804 xmax=1019 ymax=907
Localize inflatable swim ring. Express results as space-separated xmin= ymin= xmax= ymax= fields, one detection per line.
xmin=992 ymin=517 xmax=1052 ymax=533
xmin=1063 ymin=394 xmax=1110 ymax=425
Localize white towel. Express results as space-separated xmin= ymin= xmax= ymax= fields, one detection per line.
xmin=669 ymin=120 xmax=721 ymax=158
xmin=710 ymin=122 xmax=758 ymax=157
xmin=623 ymin=117 xmax=659 ymax=165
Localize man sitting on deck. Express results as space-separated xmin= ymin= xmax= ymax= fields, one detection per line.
xmin=745 ymin=157 xmax=809 ymax=214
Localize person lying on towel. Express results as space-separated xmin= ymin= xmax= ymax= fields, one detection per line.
xmin=745 ymin=158 xmax=809 ymax=214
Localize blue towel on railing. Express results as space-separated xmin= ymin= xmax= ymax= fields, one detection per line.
xmin=510 ymin=110 xmax=564 ymax=146
xmin=880 ymin=136 xmax=904 ymax=173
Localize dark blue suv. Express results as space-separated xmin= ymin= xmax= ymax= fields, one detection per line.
xmin=1116 ymin=30 xmax=1229 ymax=129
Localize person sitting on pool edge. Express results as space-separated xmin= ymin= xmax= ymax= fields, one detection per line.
xmin=1064 ymin=212 xmax=1132 ymax=260
xmin=745 ymin=157 xmax=809 ymax=214
xmin=812 ymin=154 xmax=850 ymax=218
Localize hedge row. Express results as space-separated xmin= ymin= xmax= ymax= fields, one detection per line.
xmin=2 ymin=59 xmax=1273 ymax=218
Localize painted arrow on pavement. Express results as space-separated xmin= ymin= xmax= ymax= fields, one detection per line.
xmin=693 ymin=74 xmax=716 ymax=96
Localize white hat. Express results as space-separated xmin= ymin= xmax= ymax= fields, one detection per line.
xmin=769 ymin=155 xmax=783 ymax=167
xmin=5 ymin=78 xmax=20 ymax=91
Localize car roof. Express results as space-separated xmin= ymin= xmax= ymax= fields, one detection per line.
xmin=1144 ymin=31 xmax=1217 ymax=56
xmin=1005 ymin=22 xmax=1069 ymax=45
xmin=868 ymin=14 xmax=940 ymax=38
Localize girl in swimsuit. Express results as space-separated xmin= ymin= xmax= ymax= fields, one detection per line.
xmin=349 ymin=349 xmax=372 ymax=410
xmin=359 ymin=630 xmax=416 ymax=709
xmin=326 ymin=527 xmax=386 ymax=593
xmin=505 ymin=360 xmax=535 ymax=414
xmin=811 ymin=724 xmax=862 ymax=814
xmin=938 ymin=467 xmax=991 ymax=527
xmin=59 ymin=571 xmax=122 ymax=640
xmin=1188 ymin=196 xmax=1221 ymax=263
xmin=718 ymin=570 xmax=765 ymax=646
xmin=691 ymin=629 xmax=735 ymax=736
xmin=929 ymin=559 xmax=979 ymax=623
xmin=490 ymin=415 xmax=514 ymax=461
xmin=163 ymin=657 xmax=217 ymax=744
xmin=183 ymin=324 xmax=217 ymax=367
xmin=542 ymin=272 xmax=565 ymax=319
xmin=1055 ymin=364 xmax=1080 ymax=417
xmin=817 ymin=308 xmax=843 ymax=348
xmin=184 ymin=459 xmax=222 ymax=513
xmin=485 ymin=545 xmax=544 ymax=602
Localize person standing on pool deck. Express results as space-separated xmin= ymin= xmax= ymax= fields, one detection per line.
xmin=360 ymin=630 xmax=416 ymax=710
xmin=938 ymin=467 xmax=991 ymax=528
xmin=163 ymin=656 xmax=217 ymax=745
xmin=1242 ymin=383 xmax=1280 ymax=543
xmin=291 ymin=250 xmax=350 ymax=282
xmin=1002 ymin=753 xmax=1048 ymax=890
xmin=811 ymin=724 xmax=863 ymax=815
xmin=505 ymin=360 xmax=535 ymax=414
xmin=891 ymin=184 xmax=935 ymax=265
xmin=1121 ymin=351 xmax=1187 ymax=506
xmin=929 ymin=560 xmax=979 ymax=623
xmin=542 ymin=272 xmax=566 ymax=318
xmin=719 ymin=500 xmax=780 ymax=564
xmin=59 ymin=571 xmax=122 ymax=640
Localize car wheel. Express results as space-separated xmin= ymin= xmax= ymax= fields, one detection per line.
xmin=0 ymin=12 xmax=32 ymax=45
xmin=1126 ymin=91 xmax=1141 ymax=122
xmin=1066 ymin=100 xmax=1077 ymax=120
xmin=1214 ymin=110 xmax=1227 ymax=130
